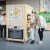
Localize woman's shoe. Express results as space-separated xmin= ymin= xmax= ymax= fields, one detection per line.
xmin=38 ymin=41 xmax=43 ymax=44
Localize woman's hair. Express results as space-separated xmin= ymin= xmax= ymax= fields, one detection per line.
xmin=34 ymin=12 xmax=37 ymax=13
xmin=34 ymin=12 xmax=39 ymax=25
xmin=3 ymin=13 xmax=6 ymax=16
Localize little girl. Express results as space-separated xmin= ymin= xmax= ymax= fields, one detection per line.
xmin=28 ymin=23 xmax=35 ymax=44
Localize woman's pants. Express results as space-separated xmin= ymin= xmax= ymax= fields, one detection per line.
xmin=0 ymin=25 xmax=6 ymax=38
xmin=38 ymin=28 xmax=45 ymax=41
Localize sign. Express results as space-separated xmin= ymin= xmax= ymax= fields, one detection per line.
xmin=9 ymin=7 xmax=22 ymax=20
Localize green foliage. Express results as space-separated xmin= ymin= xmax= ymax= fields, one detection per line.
xmin=39 ymin=12 xmax=50 ymax=23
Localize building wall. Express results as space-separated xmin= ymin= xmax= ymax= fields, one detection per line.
xmin=6 ymin=0 xmax=40 ymax=11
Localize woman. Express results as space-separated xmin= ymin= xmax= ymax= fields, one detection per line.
xmin=0 ymin=13 xmax=6 ymax=38
xmin=33 ymin=12 xmax=46 ymax=44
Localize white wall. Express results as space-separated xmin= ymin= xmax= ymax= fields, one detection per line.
xmin=6 ymin=0 xmax=40 ymax=11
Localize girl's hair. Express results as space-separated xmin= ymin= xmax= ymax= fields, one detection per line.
xmin=30 ymin=23 xmax=34 ymax=26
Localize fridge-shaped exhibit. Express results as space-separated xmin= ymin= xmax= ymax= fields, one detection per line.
xmin=6 ymin=4 xmax=33 ymax=43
